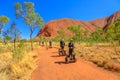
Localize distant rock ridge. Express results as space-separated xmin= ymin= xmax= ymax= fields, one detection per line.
xmin=36 ymin=10 xmax=120 ymax=38
xmin=90 ymin=10 xmax=120 ymax=31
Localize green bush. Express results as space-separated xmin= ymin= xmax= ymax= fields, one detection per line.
xmin=12 ymin=41 xmax=29 ymax=62
xmin=12 ymin=48 xmax=24 ymax=62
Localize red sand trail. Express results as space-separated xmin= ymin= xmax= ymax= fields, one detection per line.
xmin=30 ymin=47 xmax=119 ymax=80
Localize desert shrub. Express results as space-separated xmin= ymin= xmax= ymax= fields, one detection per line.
xmin=0 ymin=72 xmax=9 ymax=80
xmin=12 ymin=41 xmax=30 ymax=62
xmin=113 ymin=64 xmax=120 ymax=72
xmin=97 ymin=61 xmax=103 ymax=67
xmin=0 ymin=55 xmax=11 ymax=72
xmin=104 ymin=62 xmax=114 ymax=70
xmin=12 ymin=48 xmax=24 ymax=62
xmin=87 ymin=41 xmax=94 ymax=47
xmin=52 ymin=37 xmax=61 ymax=42
xmin=0 ymin=46 xmax=5 ymax=53
xmin=0 ymin=44 xmax=10 ymax=53
xmin=0 ymin=37 xmax=2 ymax=43
xmin=91 ymin=58 xmax=100 ymax=64
xmin=91 ymin=55 xmax=120 ymax=72
xmin=0 ymin=42 xmax=36 ymax=80
xmin=0 ymin=54 xmax=12 ymax=80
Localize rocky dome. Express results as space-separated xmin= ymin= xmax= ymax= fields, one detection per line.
xmin=36 ymin=10 xmax=120 ymax=38
xmin=37 ymin=18 xmax=96 ymax=38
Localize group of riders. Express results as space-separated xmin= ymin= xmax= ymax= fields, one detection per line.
xmin=41 ymin=38 xmax=75 ymax=62
xmin=60 ymin=39 xmax=74 ymax=57
xmin=41 ymin=39 xmax=74 ymax=56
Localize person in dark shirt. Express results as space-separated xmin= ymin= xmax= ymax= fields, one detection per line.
xmin=42 ymin=38 xmax=45 ymax=46
xmin=60 ymin=39 xmax=65 ymax=50
xmin=42 ymin=41 xmax=44 ymax=46
xmin=49 ymin=40 xmax=52 ymax=48
xmin=68 ymin=39 xmax=74 ymax=57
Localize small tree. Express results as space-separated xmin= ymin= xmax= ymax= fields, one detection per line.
xmin=57 ymin=30 xmax=66 ymax=39
xmin=106 ymin=19 xmax=120 ymax=43
xmin=113 ymin=18 xmax=120 ymax=45
xmin=14 ymin=2 xmax=44 ymax=50
xmin=83 ymin=31 xmax=88 ymax=38
xmin=8 ymin=22 xmax=21 ymax=49
xmin=0 ymin=16 xmax=9 ymax=35
xmin=0 ymin=37 xmax=2 ymax=43
xmin=3 ymin=30 xmax=12 ymax=45
xmin=38 ymin=36 xmax=43 ymax=46
xmin=77 ymin=25 xmax=83 ymax=44
xmin=16 ymin=34 xmax=21 ymax=42
xmin=68 ymin=25 xmax=83 ymax=44
xmin=106 ymin=18 xmax=120 ymax=54
xmin=90 ymin=28 xmax=103 ymax=48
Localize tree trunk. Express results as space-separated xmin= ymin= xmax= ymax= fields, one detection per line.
xmin=30 ymin=28 xmax=33 ymax=50
xmin=14 ymin=39 xmax=16 ymax=49
xmin=4 ymin=39 xmax=7 ymax=45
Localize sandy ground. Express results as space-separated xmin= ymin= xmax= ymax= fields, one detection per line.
xmin=30 ymin=47 xmax=120 ymax=80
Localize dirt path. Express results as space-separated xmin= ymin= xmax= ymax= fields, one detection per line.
xmin=30 ymin=47 xmax=119 ymax=80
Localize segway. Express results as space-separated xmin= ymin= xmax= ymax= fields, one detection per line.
xmin=58 ymin=48 xmax=66 ymax=56
xmin=65 ymin=54 xmax=76 ymax=63
xmin=49 ymin=41 xmax=52 ymax=48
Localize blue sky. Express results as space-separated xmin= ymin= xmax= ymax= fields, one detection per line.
xmin=0 ymin=0 xmax=120 ymax=39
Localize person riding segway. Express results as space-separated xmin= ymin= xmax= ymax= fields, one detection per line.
xmin=42 ymin=41 xmax=44 ymax=46
xmin=60 ymin=39 xmax=65 ymax=49
xmin=65 ymin=39 xmax=76 ymax=63
xmin=68 ymin=39 xmax=74 ymax=57
xmin=58 ymin=39 xmax=66 ymax=56
xmin=49 ymin=40 xmax=52 ymax=48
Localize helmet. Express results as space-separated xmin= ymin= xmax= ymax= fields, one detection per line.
xmin=70 ymin=39 xmax=73 ymax=41
xmin=62 ymin=38 xmax=64 ymax=41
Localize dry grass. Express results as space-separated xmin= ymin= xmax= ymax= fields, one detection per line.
xmin=0 ymin=43 xmax=38 ymax=80
xmin=1 ymin=42 xmax=120 ymax=80
xmin=52 ymin=42 xmax=120 ymax=73
xmin=74 ymin=43 xmax=120 ymax=72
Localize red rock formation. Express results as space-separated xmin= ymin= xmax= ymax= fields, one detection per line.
xmin=89 ymin=10 xmax=120 ymax=31
xmin=37 ymin=18 xmax=96 ymax=38
xmin=103 ymin=10 xmax=120 ymax=31
xmin=36 ymin=10 xmax=120 ymax=38
xmin=89 ymin=18 xmax=106 ymax=28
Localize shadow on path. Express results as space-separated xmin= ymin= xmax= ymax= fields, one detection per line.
xmin=54 ymin=61 xmax=67 ymax=64
xmin=51 ymin=55 xmax=60 ymax=57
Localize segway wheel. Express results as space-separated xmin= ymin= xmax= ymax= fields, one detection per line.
xmin=65 ymin=57 xmax=68 ymax=63
xmin=74 ymin=59 xmax=77 ymax=62
xmin=61 ymin=50 xmax=66 ymax=56
xmin=58 ymin=49 xmax=61 ymax=56
xmin=63 ymin=50 xmax=66 ymax=55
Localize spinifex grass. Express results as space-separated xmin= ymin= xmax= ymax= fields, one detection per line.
xmin=0 ymin=42 xmax=37 ymax=80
